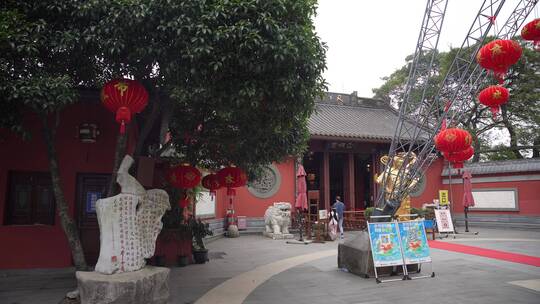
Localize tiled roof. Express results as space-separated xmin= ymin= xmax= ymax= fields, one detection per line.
xmin=441 ymin=158 xmax=540 ymax=176
xmin=308 ymin=92 xmax=417 ymax=141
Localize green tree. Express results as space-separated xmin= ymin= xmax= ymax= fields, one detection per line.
xmin=1 ymin=0 xmax=326 ymax=269
xmin=76 ymin=0 xmax=326 ymax=175
xmin=0 ymin=1 xmax=93 ymax=270
xmin=372 ymin=40 xmax=540 ymax=161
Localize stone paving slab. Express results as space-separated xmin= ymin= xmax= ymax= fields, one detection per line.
xmin=0 ymin=227 xmax=539 ymax=304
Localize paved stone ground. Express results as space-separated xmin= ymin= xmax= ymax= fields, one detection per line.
xmin=0 ymin=226 xmax=539 ymax=304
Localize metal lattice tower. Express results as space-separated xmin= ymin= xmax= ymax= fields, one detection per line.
xmin=375 ymin=0 xmax=538 ymax=213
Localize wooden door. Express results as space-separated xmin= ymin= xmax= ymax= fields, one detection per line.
xmin=76 ymin=173 xmax=110 ymax=266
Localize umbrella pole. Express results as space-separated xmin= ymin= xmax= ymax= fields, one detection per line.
xmin=464 ymin=207 xmax=469 ymax=232
xmin=298 ymin=210 xmax=304 ymax=241
xmin=448 ymin=163 xmax=457 ymax=235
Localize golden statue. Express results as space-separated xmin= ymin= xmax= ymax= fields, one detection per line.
xmin=374 ymin=152 xmax=418 ymax=219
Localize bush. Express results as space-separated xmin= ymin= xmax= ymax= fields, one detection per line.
xmin=364 ymin=207 xmax=375 ymax=220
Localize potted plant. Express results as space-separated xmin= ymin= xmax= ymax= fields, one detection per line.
xmin=158 ymin=187 xmax=194 ymax=267
xmin=190 ymin=217 xmax=213 ymax=264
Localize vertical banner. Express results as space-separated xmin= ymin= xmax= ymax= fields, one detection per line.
xmin=398 ymin=221 xmax=431 ymax=264
xmin=367 ymin=222 xmax=403 ymax=267
xmin=438 ymin=190 xmax=449 ymax=205
xmin=434 ymin=209 xmax=454 ymax=232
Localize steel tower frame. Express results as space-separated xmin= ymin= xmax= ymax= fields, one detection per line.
xmin=376 ymin=0 xmax=538 ymax=212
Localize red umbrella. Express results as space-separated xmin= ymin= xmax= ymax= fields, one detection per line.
xmin=462 ymin=170 xmax=475 ymax=208
xmin=462 ymin=170 xmax=475 ymax=232
xmin=295 ymin=165 xmax=308 ymax=210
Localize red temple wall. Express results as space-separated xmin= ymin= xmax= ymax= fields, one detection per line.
xmin=0 ymin=102 xmax=136 ymax=268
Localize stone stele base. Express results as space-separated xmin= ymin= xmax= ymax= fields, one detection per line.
xmin=76 ymin=266 xmax=169 ymax=304
xmin=338 ymin=231 xmax=417 ymax=278
xmin=263 ymin=231 xmax=294 ymax=240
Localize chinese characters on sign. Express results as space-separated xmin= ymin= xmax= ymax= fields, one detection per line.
xmin=367 ymin=222 xmax=404 ymax=267
xmin=439 ymin=190 xmax=449 ymax=205
xmin=434 ymin=209 xmax=454 ymax=233
xmin=398 ymin=221 xmax=431 ymax=264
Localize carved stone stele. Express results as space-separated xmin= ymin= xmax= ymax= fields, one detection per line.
xmin=94 ymin=155 xmax=170 ymax=274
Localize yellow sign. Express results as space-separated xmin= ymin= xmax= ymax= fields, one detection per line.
xmin=439 ymin=190 xmax=449 ymax=205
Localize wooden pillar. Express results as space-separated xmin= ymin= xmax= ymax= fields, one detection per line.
xmin=346 ymin=153 xmax=355 ymax=210
xmin=323 ymin=151 xmax=330 ymax=210
xmin=372 ymin=151 xmax=380 ymax=206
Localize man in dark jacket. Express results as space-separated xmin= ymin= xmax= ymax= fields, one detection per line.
xmin=333 ymin=196 xmax=345 ymax=239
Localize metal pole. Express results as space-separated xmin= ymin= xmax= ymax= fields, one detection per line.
xmin=464 ymin=207 xmax=470 ymax=232
xmin=447 ymin=163 xmax=457 ymax=234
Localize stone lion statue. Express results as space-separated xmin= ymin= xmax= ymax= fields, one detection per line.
xmin=264 ymin=202 xmax=291 ymax=235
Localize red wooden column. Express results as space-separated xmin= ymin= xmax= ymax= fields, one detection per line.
xmin=372 ymin=151 xmax=380 ymax=206
xmin=346 ymin=153 xmax=355 ymax=210
xmin=323 ymin=151 xmax=330 ymax=210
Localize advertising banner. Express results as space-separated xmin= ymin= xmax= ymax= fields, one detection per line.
xmin=368 ymin=222 xmax=403 ymax=267
xmin=398 ymin=221 xmax=432 ymax=264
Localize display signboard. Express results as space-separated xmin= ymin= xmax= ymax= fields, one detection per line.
xmin=367 ymin=222 xmax=404 ymax=267
xmin=318 ymin=209 xmax=328 ymax=220
xmin=434 ymin=209 xmax=454 ymax=233
xmin=438 ymin=190 xmax=449 ymax=205
xmin=398 ymin=221 xmax=432 ymax=264
xmin=86 ymin=191 xmax=101 ymax=213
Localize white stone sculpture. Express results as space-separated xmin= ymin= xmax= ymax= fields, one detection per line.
xmin=94 ymin=155 xmax=170 ymax=274
xmin=263 ymin=202 xmax=292 ymax=239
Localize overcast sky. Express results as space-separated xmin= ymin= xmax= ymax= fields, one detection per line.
xmin=314 ymin=0 xmax=539 ymax=98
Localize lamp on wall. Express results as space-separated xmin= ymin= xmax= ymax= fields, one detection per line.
xmin=77 ymin=123 xmax=100 ymax=143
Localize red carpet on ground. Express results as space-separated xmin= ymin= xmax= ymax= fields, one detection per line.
xmin=428 ymin=240 xmax=540 ymax=267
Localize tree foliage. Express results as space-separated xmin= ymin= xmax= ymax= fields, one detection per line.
xmin=72 ymin=0 xmax=327 ymax=174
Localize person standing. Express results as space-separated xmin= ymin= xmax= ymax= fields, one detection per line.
xmin=333 ymin=196 xmax=345 ymax=239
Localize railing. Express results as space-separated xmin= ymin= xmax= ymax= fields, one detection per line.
xmin=343 ymin=210 xmax=367 ymax=230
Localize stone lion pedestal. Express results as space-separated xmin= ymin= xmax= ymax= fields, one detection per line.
xmin=262 ymin=231 xmax=294 ymax=240
xmin=76 ymin=266 xmax=169 ymax=304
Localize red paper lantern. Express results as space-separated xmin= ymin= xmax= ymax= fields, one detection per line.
xmin=101 ymin=79 xmax=149 ymax=134
xmin=217 ymin=166 xmax=247 ymax=189
xmin=168 ymin=163 xmax=201 ymax=189
xmin=443 ymin=146 xmax=475 ymax=169
xmin=476 ymin=39 xmax=522 ymax=83
xmin=478 ymin=85 xmax=510 ymax=118
xmin=202 ymin=173 xmax=222 ymax=197
xmin=521 ymin=18 xmax=540 ymax=51
xmin=434 ymin=128 xmax=473 ymax=153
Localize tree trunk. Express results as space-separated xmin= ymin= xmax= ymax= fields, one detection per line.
xmin=134 ymin=92 xmax=161 ymax=158
xmin=471 ymin=123 xmax=481 ymax=163
xmin=107 ymin=131 xmax=128 ymax=197
xmin=501 ymin=105 xmax=523 ymax=159
xmin=41 ymin=113 xmax=88 ymax=270
xmin=533 ymin=137 xmax=540 ymax=158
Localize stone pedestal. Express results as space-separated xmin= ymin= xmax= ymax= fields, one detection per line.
xmin=338 ymin=231 xmax=417 ymax=278
xmin=227 ymin=224 xmax=240 ymax=238
xmin=263 ymin=232 xmax=294 ymax=240
xmin=76 ymin=266 xmax=169 ymax=304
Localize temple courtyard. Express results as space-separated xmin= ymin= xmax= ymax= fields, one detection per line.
xmin=0 ymin=227 xmax=539 ymax=304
